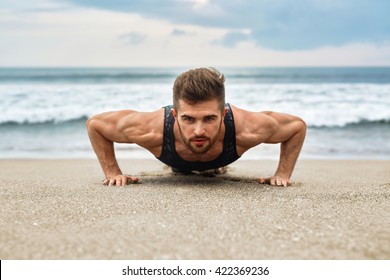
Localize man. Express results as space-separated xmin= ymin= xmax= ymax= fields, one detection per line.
xmin=87 ymin=67 xmax=306 ymax=187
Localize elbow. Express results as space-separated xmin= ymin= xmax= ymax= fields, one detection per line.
xmin=86 ymin=116 xmax=93 ymax=130
xmin=299 ymin=117 xmax=307 ymax=132
xmin=296 ymin=117 xmax=307 ymax=139
xmin=86 ymin=116 xmax=99 ymax=133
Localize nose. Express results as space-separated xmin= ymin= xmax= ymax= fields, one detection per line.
xmin=194 ymin=121 xmax=205 ymax=136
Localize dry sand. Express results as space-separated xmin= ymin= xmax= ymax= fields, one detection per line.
xmin=0 ymin=159 xmax=389 ymax=259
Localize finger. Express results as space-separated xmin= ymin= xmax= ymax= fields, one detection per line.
xmin=132 ymin=177 xmax=140 ymax=183
xmin=258 ymin=177 xmax=270 ymax=184
xmin=109 ymin=178 xmax=115 ymax=186
xmin=258 ymin=178 xmax=264 ymax=184
xmin=284 ymin=180 xmax=292 ymax=187
xmin=270 ymin=177 xmax=276 ymax=186
xmin=102 ymin=179 xmax=108 ymax=185
xmin=124 ymin=176 xmax=135 ymax=186
xmin=126 ymin=175 xmax=139 ymax=184
xmin=116 ymin=178 xmax=122 ymax=186
xmin=276 ymin=178 xmax=282 ymax=186
xmin=126 ymin=176 xmax=140 ymax=184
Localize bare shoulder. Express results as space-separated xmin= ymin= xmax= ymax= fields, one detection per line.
xmin=231 ymin=105 xmax=277 ymax=131
xmin=86 ymin=108 xmax=164 ymax=156
xmin=117 ymin=108 xmax=164 ymax=148
xmin=230 ymin=105 xmax=306 ymax=152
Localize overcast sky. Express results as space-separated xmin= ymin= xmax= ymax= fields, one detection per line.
xmin=1 ymin=0 xmax=389 ymax=67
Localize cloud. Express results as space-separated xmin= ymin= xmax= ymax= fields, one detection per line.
xmin=118 ymin=32 xmax=147 ymax=45
xmin=1 ymin=0 xmax=74 ymax=13
xmin=64 ymin=0 xmax=390 ymax=50
xmin=170 ymin=28 xmax=189 ymax=36
xmin=1 ymin=0 xmax=389 ymax=67
xmin=213 ymin=31 xmax=252 ymax=47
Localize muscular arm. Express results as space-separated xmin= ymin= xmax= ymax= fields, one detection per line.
xmin=234 ymin=107 xmax=306 ymax=186
xmin=261 ymin=111 xmax=307 ymax=186
xmin=86 ymin=111 xmax=136 ymax=186
xmin=86 ymin=110 xmax=163 ymax=186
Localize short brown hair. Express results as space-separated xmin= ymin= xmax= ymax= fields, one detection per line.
xmin=173 ymin=67 xmax=225 ymax=111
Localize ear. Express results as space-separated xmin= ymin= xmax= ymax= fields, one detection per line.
xmin=222 ymin=107 xmax=228 ymax=118
xmin=171 ymin=108 xmax=177 ymax=119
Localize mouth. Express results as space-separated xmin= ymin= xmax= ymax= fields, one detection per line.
xmin=191 ymin=138 xmax=208 ymax=146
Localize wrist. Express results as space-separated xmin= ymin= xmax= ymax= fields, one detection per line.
xmin=105 ymin=169 xmax=122 ymax=178
xmin=274 ymin=170 xmax=291 ymax=180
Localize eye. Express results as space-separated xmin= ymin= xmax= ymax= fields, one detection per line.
xmin=204 ymin=116 xmax=216 ymax=122
xmin=182 ymin=116 xmax=194 ymax=122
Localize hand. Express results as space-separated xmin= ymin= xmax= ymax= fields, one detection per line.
xmin=102 ymin=174 xmax=140 ymax=186
xmin=258 ymin=176 xmax=292 ymax=187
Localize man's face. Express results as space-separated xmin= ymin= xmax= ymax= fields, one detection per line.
xmin=172 ymin=99 xmax=226 ymax=154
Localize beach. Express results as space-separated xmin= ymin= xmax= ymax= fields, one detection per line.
xmin=1 ymin=159 xmax=389 ymax=260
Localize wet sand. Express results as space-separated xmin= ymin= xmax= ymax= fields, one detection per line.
xmin=0 ymin=159 xmax=389 ymax=259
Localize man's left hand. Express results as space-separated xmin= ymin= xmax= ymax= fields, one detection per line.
xmin=259 ymin=176 xmax=292 ymax=187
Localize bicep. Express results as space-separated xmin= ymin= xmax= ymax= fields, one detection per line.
xmin=262 ymin=112 xmax=306 ymax=144
xmin=87 ymin=111 xmax=133 ymax=143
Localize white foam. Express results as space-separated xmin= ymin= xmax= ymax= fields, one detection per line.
xmin=0 ymin=83 xmax=172 ymax=124
xmin=227 ymin=83 xmax=390 ymax=127
xmin=1 ymin=82 xmax=389 ymax=127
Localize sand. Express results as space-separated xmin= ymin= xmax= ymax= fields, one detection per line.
xmin=0 ymin=159 xmax=389 ymax=260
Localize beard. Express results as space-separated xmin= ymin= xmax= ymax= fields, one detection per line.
xmin=177 ymin=121 xmax=222 ymax=154
xmin=187 ymin=136 xmax=213 ymax=154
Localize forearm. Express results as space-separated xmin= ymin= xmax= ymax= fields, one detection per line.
xmin=95 ymin=141 xmax=122 ymax=178
xmin=87 ymin=120 xmax=122 ymax=178
xmin=275 ymin=121 xmax=306 ymax=179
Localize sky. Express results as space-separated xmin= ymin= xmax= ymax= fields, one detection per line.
xmin=0 ymin=0 xmax=389 ymax=67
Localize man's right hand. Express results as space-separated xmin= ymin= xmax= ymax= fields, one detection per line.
xmin=102 ymin=175 xmax=140 ymax=186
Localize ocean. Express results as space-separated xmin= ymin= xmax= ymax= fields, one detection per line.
xmin=0 ymin=67 xmax=389 ymax=160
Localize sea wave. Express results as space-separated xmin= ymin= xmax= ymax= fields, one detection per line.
xmin=0 ymin=68 xmax=179 ymax=84
xmin=309 ymin=118 xmax=390 ymax=128
xmin=1 ymin=77 xmax=389 ymax=129
xmin=1 ymin=67 xmax=390 ymax=84
xmin=0 ymin=73 xmax=177 ymax=83
xmin=0 ymin=116 xmax=89 ymax=126
xmin=1 ymin=115 xmax=389 ymax=130
xmin=1 ymin=67 xmax=389 ymax=159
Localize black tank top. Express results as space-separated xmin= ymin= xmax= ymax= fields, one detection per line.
xmin=157 ymin=103 xmax=240 ymax=171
